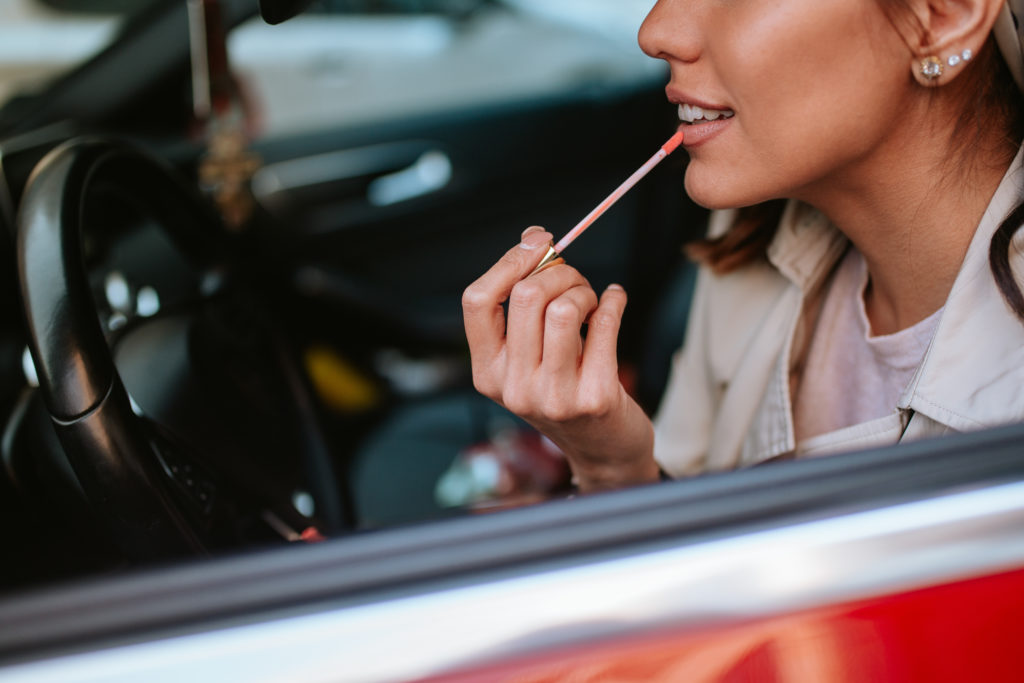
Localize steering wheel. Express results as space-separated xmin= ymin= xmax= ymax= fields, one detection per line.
xmin=16 ymin=138 xmax=343 ymax=561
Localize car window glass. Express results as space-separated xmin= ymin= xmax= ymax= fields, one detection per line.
xmin=229 ymin=0 xmax=662 ymax=140
xmin=0 ymin=0 xmax=164 ymax=108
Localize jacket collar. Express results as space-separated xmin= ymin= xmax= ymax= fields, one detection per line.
xmin=763 ymin=145 xmax=1024 ymax=433
xmin=901 ymin=145 xmax=1024 ymax=431
xmin=767 ymin=200 xmax=848 ymax=296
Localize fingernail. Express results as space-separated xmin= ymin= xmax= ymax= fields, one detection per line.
xmin=521 ymin=225 xmax=544 ymax=240
xmin=606 ymin=283 xmax=625 ymax=292
xmin=520 ymin=230 xmax=552 ymax=250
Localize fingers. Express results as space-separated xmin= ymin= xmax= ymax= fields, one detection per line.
xmin=505 ymin=263 xmax=591 ymax=379
xmin=581 ymin=284 xmax=628 ymax=380
xmin=462 ymin=226 xmax=553 ymax=366
xmin=541 ymin=284 xmax=599 ymax=375
xmin=464 ymin=227 xmax=624 ymax=428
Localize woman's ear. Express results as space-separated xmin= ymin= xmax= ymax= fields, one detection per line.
xmin=903 ymin=0 xmax=1006 ymax=86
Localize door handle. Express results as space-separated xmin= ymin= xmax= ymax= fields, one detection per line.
xmin=366 ymin=150 xmax=451 ymax=206
xmin=251 ymin=141 xmax=449 ymax=208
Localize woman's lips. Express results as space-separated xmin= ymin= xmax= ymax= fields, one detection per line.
xmin=667 ymin=89 xmax=735 ymax=147
xmin=678 ymin=117 xmax=732 ymax=147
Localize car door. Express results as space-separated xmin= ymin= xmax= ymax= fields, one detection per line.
xmin=2 ymin=422 xmax=1023 ymax=681
xmin=229 ymin=0 xmax=702 ymax=360
xmin=219 ymin=1 xmax=708 ymax=527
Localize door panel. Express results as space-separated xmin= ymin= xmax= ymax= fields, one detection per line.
xmin=253 ymin=87 xmax=697 ymax=347
xmin=235 ymin=5 xmax=705 ymax=351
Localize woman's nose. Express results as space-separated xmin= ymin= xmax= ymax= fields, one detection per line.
xmin=638 ymin=0 xmax=701 ymax=64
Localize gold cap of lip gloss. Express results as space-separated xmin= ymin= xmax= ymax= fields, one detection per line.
xmin=530 ymin=242 xmax=564 ymax=276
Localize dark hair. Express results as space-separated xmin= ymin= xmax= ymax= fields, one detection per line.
xmin=687 ymin=8 xmax=1024 ymax=319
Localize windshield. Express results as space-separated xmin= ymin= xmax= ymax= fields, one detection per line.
xmin=0 ymin=0 xmax=163 ymax=108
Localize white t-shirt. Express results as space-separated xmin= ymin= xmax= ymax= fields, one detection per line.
xmin=794 ymin=247 xmax=942 ymax=445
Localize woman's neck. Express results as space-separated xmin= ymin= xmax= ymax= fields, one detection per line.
xmin=799 ymin=109 xmax=1017 ymax=336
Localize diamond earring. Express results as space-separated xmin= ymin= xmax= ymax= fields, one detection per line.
xmin=947 ymin=49 xmax=973 ymax=68
xmin=921 ymin=56 xmax=944 ymax=80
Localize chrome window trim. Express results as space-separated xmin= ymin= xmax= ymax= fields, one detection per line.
xmin=5 ymin=479 xmax=1024 ymax=682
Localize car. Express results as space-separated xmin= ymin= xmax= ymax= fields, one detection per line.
xmin=0 ymin=1 xmax=1022 ymax=680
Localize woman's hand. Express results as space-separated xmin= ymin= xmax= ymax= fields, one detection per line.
xmin=462 ymin=226 xmax=660 ymax=492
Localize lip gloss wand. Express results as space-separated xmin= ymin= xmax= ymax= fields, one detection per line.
xmin=530 ymin=129 xmax=687 ymax=275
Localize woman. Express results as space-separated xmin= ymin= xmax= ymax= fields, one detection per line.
xmin=462 ymin=0 xmax=1024 ymax=492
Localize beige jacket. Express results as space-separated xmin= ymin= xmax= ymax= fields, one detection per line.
xmin=653 ymin=148 xmax=1024 ymax=477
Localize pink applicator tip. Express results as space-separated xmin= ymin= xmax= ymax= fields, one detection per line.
xmin=662 ymin=130 xmax=686 ymax=154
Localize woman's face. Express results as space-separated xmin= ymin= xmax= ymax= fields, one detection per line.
xmin=639 ymin=0 xmax=915 ymax=210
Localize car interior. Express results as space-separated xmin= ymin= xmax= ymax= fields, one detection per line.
xmin=0 ymin=0 xmax=705 ymax=588
xmin=2 ymin=2 xmax=1024 ymax=674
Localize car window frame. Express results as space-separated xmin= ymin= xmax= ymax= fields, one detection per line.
xmin=2 ymin=420 xmax=1023 ymax=666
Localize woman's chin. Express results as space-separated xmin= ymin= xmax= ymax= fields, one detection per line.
xmin=684 ymin=168 xmax=771 ymax=211
xmin=684 ymin=173 xmax=741 ymax=211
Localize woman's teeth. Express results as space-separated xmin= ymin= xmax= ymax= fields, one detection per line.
xmin=678 ymin=103 xmax=735 ymax=124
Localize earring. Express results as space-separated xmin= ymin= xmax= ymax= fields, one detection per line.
xmin=947 ymin=49 xmax=973 ymax=68
xmin=921 ymin=56 xmax=944 ymax=80
xmin=922 ymin=49 xmax=973 ymax=80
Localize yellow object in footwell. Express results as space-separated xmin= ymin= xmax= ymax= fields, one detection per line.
xmin=304 ymin=345 xmax=380 ymax=413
